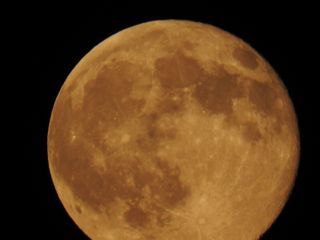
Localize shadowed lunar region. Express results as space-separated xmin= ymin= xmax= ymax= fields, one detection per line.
xmin=48 ymin=20 xmax=300 ymax=240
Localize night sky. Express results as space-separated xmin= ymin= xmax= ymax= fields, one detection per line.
xmin=28 ymin=3 xmax=317 ymax=239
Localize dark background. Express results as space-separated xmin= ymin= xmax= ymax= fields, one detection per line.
xmin=27 ymin=3 xmax=317 ymax=239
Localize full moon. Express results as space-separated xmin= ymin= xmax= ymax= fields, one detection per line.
xmin=48 ymin=20 xmax=299 ymax=240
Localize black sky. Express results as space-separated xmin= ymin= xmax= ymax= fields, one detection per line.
xmin=28 ymin=3 xmax=317 ymax=239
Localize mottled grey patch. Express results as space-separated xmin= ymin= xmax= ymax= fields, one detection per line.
xmin=51 ymin=117 xmax=190 ymax=229
xmin=248 ymin=80 xmax=293 ymax=134
xmin=124 ymin=205 xmax=150 ymax=228
xmin=242 ymin=122 xmax=262 ymax=143
xmin=233 ymin=47 xmax=258 ymax=70
xmin=156 ymin=90 xmax=186 ymax=114
xmin=136 ymin=111 xmax=178 ymax=153
xmin=193 ymin=65 xmax=244 ymax=115
xmin=153 ymin=158 xmax=190 ymax=208
xmin=48 ymin=59 xmax=192 ymax=229
xmin=249 ymin=81 xmax=277 ymax=115
xmin=155 ymin=52 xmax=202 ymax=89
xmin=181 ymin=40 xmax=197 ymax=50
xmin=79 ymin=61 xmax=149 ymax=149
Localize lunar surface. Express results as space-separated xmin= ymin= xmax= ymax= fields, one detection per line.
xmin=48 ymin=20 xmax=299 ymax=240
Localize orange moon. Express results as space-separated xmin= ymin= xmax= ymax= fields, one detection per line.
xmin=47 ymin=20 xmax=299 ymax=240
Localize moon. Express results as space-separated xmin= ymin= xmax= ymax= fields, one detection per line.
xmin=48 ymin=20 xmax=299 ymax=240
